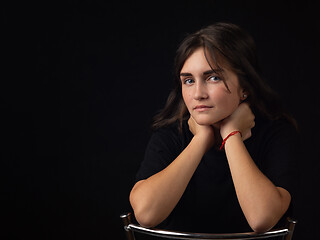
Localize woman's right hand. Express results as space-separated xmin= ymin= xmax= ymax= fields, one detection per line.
xmin=188 ymin=116 xmax=215 ymax=152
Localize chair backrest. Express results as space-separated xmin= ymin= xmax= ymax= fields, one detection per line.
xmin=120 ymin=212 xmax=296 ymax=240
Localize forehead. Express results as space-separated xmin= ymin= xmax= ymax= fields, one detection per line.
xmin=180 ymin=48 xmax=213 ymax=73
xmin=180 ymin=47 xmax=232 ymax=75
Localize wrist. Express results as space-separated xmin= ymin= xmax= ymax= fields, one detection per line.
xmin=193 ymin=133 xmax=214 ymax=153
xmin=221 ymin=128 xmax=238 ymax=139
xmin=220 ymin=130 xmax=242 ymax=150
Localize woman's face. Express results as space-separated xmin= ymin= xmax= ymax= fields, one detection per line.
xmin=180 ymin=47 xmax=246 ymax=126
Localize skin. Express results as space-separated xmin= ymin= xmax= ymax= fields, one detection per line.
xmin=130 ymin=47 xmax=291 ymax=232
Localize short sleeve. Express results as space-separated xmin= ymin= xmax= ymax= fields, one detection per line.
xmin=135 ymin=127 xmax=182 ymax=182
xmin=260 ymin=120 xmax=301 ymax=203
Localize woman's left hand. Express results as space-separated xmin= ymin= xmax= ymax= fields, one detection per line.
xmin=219 ymin=103 xmax=255 ymax=141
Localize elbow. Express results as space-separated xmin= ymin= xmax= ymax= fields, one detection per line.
xmin=133 ymin=209 xmax=158 ymax=228
xmin=250 ymin=222 xmax=273 ymax=233
xmin=130 ymin=203 xmax=158 ymax=228
xmin=249 ymin=192 xmax=291 ymax=233
xmin=129 ymin=188 xmax=158 ymax=228
xmin=247 ymin=214 xmax=277 ymax=233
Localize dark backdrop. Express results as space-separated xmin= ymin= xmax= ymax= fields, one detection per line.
xmin=2 ymin=1 xmax=319 ymax=239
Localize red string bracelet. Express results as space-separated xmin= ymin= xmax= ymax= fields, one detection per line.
xmin=219 ymin=131 xmax=242 ymax=150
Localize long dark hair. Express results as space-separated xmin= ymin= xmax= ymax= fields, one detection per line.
xmin=152 ymin=22 xmax=296 ymax=130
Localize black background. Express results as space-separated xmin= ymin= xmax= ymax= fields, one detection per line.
xmin=2 ymin=1 xmax=320 ymax=239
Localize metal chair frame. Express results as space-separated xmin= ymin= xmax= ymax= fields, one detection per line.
xmin=120 ymin=212 xmax=296 ymax=240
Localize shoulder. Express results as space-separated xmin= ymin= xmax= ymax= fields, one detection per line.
xmin=152 ymin=120 xmax=190 ymax=143
xmin=253 ymin=114 xmax=299 ymax=142
xmin=147 ymin=120 xmax=192 ymax=156
xmin=247 ymin=115 xmax=300 ymax=166
xmin=136 ymin=121 xmax=190 ymax=181
xmin=252 ymin=117 xmax=301 ymax=202
xmin=150 ymin=122 xmax=181 ymax=144
xmin=151 ymin=120 xmax=191 ymax=142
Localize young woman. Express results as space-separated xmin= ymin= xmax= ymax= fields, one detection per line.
xmin=129 ymin=22 xmax=299 ymax=233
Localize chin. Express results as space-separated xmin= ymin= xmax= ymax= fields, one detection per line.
xmin=193 ymin=115 xmax=219 ymax=126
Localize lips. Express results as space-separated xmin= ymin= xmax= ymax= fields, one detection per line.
xmin=193 ymin=105 xmax=213 ymax=111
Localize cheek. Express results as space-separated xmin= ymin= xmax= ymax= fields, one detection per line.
xmin=213 ymin=89 xmax=238 ymax=104
xmin=209 ymin=86 xmax=240 ymax=113
xmin=182 ymin=89 xmax=192 ymax=111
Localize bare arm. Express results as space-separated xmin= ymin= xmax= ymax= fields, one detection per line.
xmin=220 ymin=103 xmax=291 ymax=232
xmin=129 ymin=121 xmax=214 ymax=227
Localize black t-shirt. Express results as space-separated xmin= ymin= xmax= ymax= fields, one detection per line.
xmin=135 ymin=115 xmax=300 ymax=233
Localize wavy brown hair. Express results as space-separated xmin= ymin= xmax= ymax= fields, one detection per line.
xmin=152 ymin=22 xmax=296 ymax=130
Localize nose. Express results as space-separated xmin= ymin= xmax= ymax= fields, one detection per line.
xmin=194 ymin=81 xmax=209 ymax=100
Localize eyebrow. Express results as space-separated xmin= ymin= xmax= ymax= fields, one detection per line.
xmin=180 ymin=69 xmax=222 ymax=77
